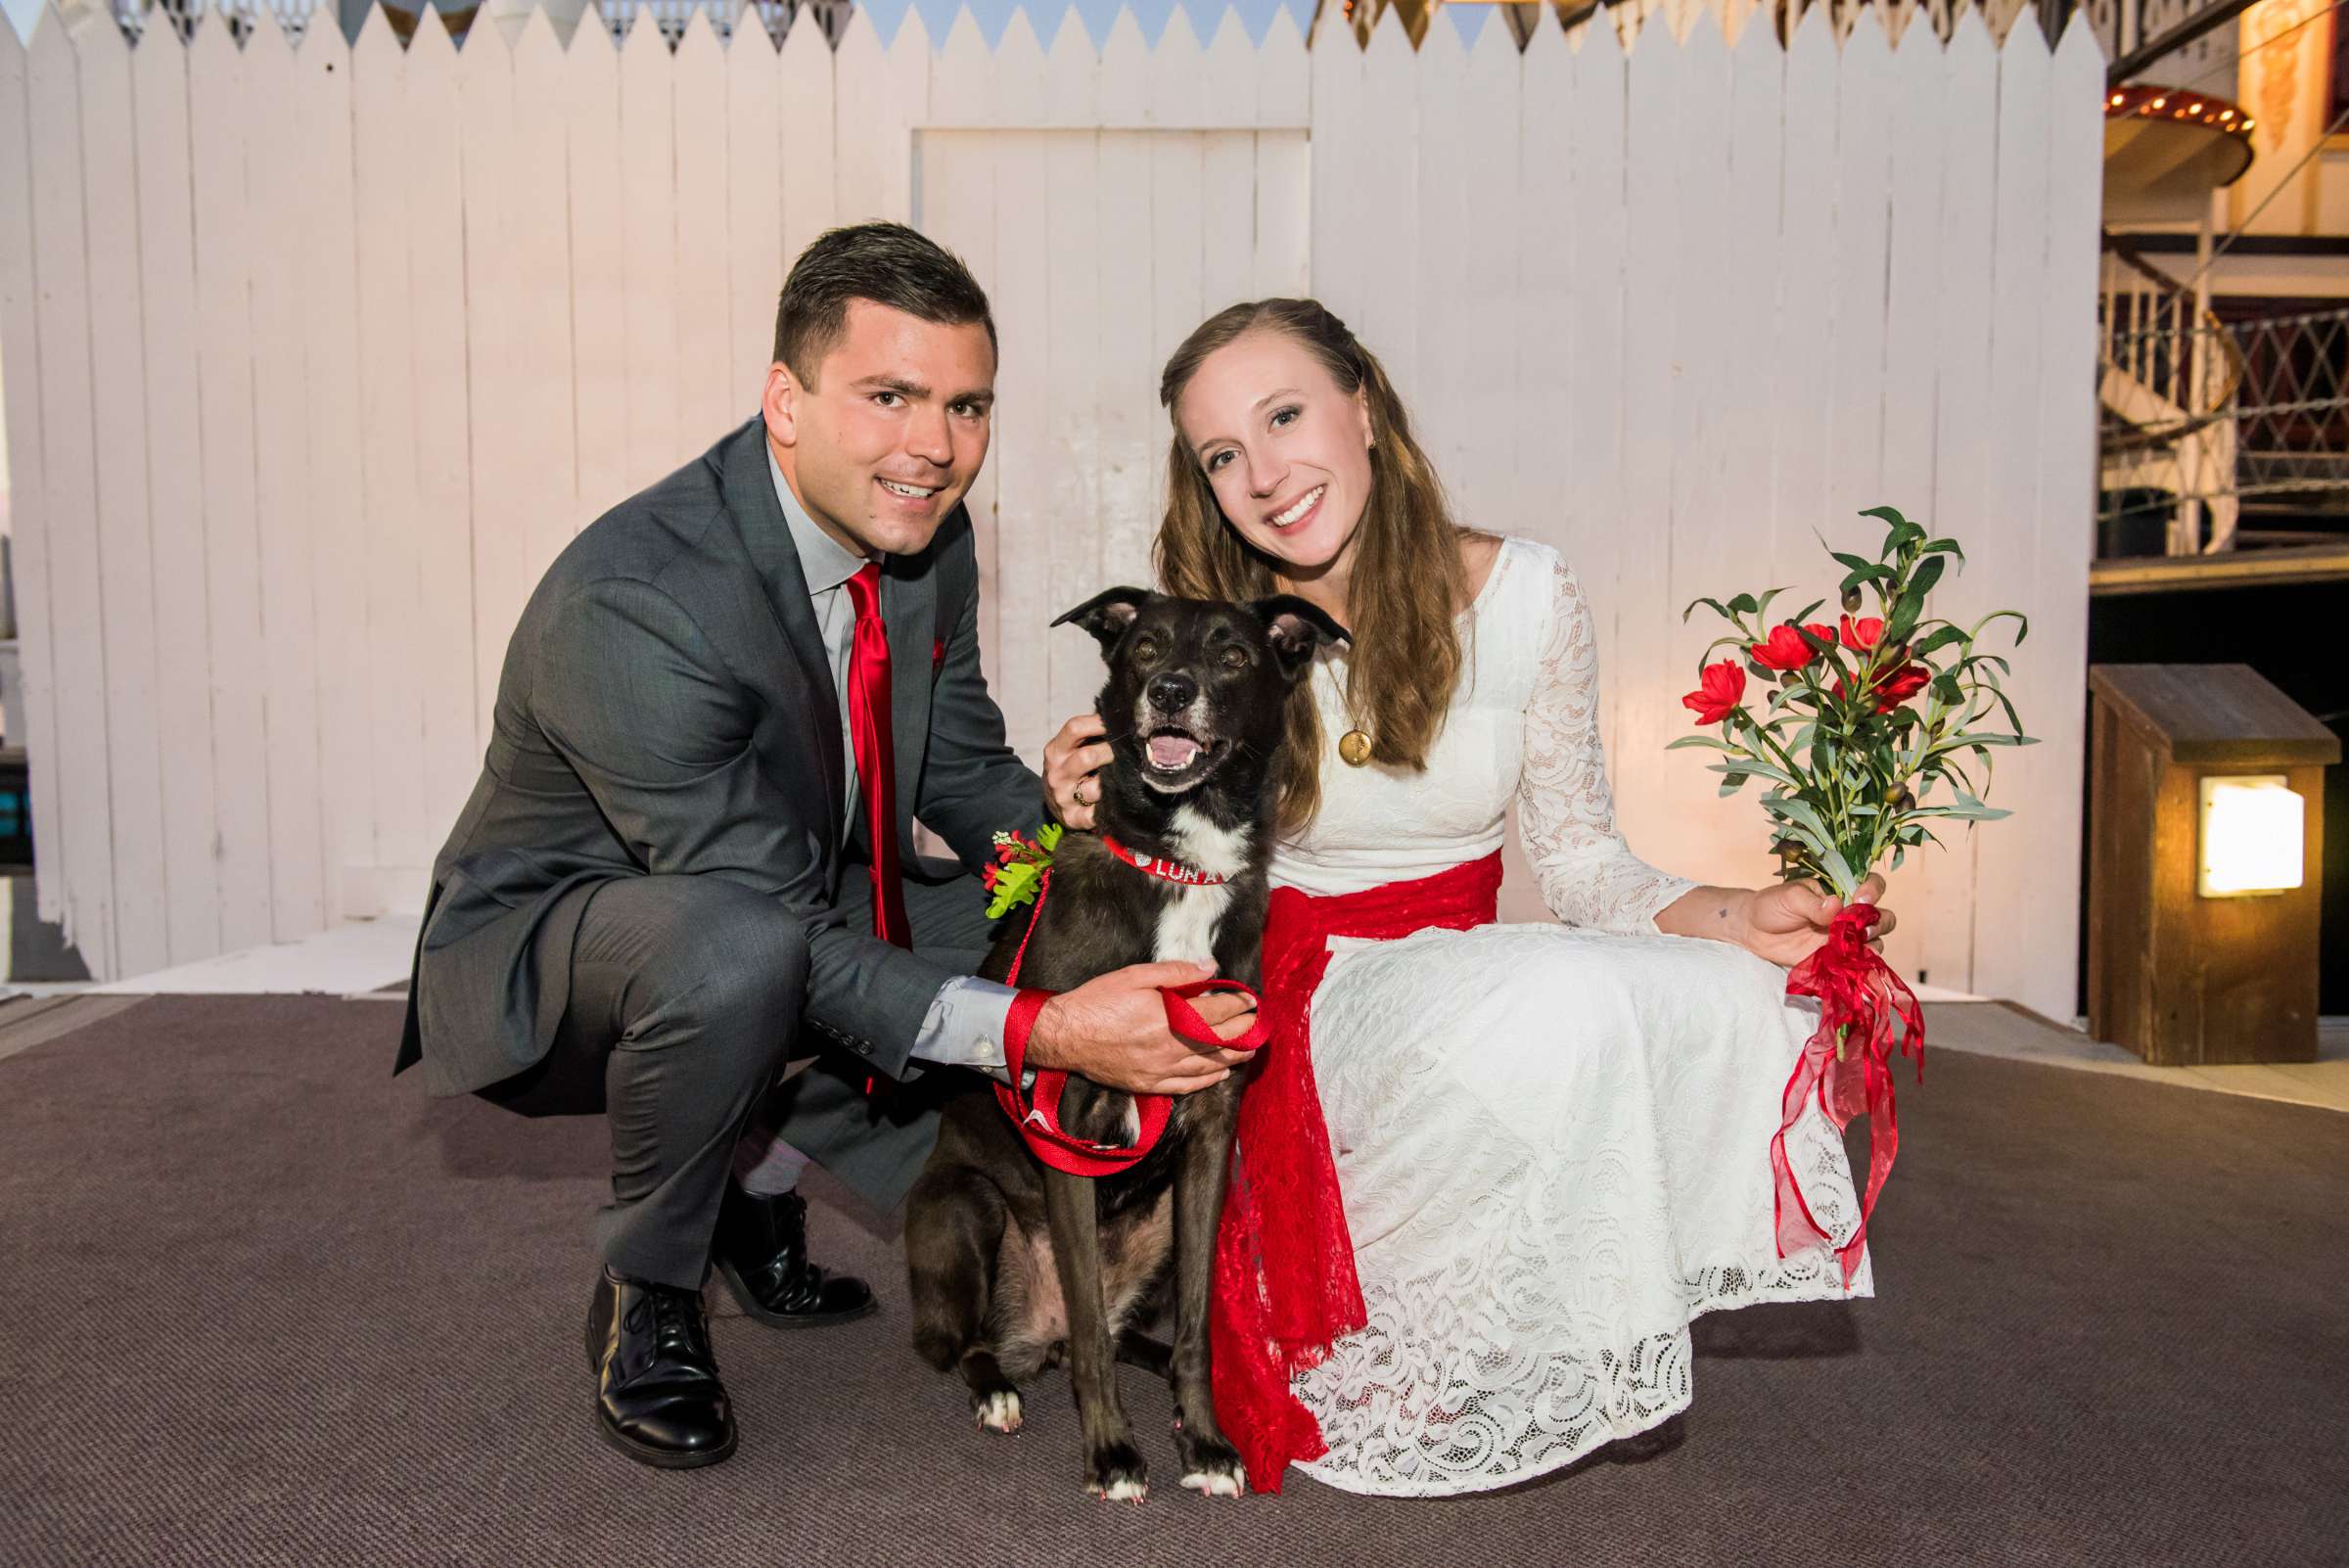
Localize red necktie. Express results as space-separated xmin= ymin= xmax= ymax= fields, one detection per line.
xmin=842 ymin=563 xmax=911 ymax=948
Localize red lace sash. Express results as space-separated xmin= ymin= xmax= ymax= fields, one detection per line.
xmin=1210 ymin=852 xmax=1503 ymax=1494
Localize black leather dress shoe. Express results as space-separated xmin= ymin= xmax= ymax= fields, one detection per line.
xmin=713 ymin=1182 xmax=878 ymax=1328
xmin=585 ymin=1268 xmax=737 ymax=1469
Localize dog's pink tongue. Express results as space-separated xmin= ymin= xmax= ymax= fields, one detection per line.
xmin=1147 ymin=734 xmax=1202 ymax=770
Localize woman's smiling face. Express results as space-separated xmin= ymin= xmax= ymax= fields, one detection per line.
xmin=1174 ymin=329 xmax=1375 ymax=578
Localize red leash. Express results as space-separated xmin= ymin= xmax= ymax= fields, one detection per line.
xmin=992 ymin=865 xmax=1270 ymax=1177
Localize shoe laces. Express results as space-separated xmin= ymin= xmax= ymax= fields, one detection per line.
xmin=624 ymin=1284 xmax=714 ymax=1367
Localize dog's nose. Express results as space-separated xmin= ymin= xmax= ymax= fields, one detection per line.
xmin=1147 ymin=673 xmax=1198 ymax=713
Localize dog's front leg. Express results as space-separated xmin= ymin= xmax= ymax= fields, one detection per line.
xmin=1040 ymin=1166 xmax=1148 ymax=1501
xmin=1170 ymin=1086 xmax=1247 ymax=1496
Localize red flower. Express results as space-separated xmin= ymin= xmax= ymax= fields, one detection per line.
xmin=1836 ymin=662 xmax=1931 ymax=715
xmin=1803 ymin=622 xmax=1838 ymax=649
xmin=1682 ymin=660 xmax=1746 ymax=724
xmin=1750 ymin=624 xmax=1817 ymax=672
xmin=1840 ymin=615 xmax=1883 ymax=651
xmin=1876 ymin=663 xmax=1929 ymax=711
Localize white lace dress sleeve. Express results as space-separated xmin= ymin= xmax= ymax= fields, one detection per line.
xmin=1516 ymin=551 xmax=1698 ymax=933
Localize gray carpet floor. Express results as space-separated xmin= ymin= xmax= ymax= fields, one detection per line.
xmin=2 ymin=993 xmax=2344 ymax=1568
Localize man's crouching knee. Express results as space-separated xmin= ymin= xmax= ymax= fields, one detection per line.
xmin=622 ymin=876 xmax=810 ymax=1082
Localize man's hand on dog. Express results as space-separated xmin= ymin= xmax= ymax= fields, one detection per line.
xmin=1044 ymin=712 xmax=1113 ymax=830
xmin=1029 ymin=960 xmax=1258 ymax=1095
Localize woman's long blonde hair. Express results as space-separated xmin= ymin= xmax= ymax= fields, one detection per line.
xmin=1155 ymin=299 xmax=1471 ymax=837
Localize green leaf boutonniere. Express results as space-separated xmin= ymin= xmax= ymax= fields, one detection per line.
xmin=982 ymin=824 xmax=1063 ymax=920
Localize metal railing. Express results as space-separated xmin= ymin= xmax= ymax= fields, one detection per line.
xmin=2097 ymin=243 xmax=2246 ymax=554
xmin=2098 ymin=275 xmax=2349 ymax=555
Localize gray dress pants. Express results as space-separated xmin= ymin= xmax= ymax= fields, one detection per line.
xmin=481 ymin=859 xmax=1000 ymax=1290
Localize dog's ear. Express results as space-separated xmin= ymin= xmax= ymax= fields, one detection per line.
xmin=1052 ymin=586 xmax=1155 ymax=655
xmin=1250 ymin=595 xmax=1350 ymax=680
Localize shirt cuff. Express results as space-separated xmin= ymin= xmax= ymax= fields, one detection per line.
xmin=912 ymin=975 xmax=1019 ymax=1085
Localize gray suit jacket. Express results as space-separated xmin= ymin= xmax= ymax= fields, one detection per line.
xmin=394 ymin=416 xmax=1041 ymax=1100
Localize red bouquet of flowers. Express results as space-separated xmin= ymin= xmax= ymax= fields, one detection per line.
xmin=1676 ymin=505 xmax=2032 ymax=1285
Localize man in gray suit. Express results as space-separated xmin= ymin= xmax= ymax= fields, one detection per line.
xmin=395 ymin=224 xmax=1254 ymax=1469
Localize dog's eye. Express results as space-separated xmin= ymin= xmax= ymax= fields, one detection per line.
xmin=1220 ymin=645 xmax=1250 ymax=670
xmin=1132 ymin=637 xmax=1162 ymax=662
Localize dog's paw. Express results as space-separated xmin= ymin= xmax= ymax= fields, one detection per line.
xmin=1175 ymin=1432 xmax=1246 ymax=1498
xmin=1178 ymin=1465 xmax=1244 ymax=1498
xmin=971 ymin=1389 xmax=1024 ymax=1434
xmin=1083 ymin=1440 xmax=1149 ymax=1504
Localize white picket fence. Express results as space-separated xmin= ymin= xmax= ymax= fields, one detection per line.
xmin=0 ymin=0 xmax=2103 ymax=1018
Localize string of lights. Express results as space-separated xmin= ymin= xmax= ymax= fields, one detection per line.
xmin=2106 ymin=81 xmax=2259 ymax=138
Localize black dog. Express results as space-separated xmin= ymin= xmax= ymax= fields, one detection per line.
xmin=904 ymin=586 xmax=1344 ymax=1501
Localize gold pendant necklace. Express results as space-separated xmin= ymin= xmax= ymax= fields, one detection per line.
xmin=1319 ymin=632 xmax=1371 ymax=765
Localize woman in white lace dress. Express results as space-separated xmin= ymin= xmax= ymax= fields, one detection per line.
xmin=1044 ymin=299 xmax=1890 ymax=1498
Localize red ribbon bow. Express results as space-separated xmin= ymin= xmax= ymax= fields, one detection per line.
xmin=1775 ymin=901 xmax=1924 ymax=1287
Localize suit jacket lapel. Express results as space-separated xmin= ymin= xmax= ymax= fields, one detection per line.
xmin=719 ymin=419 xmax=845 ymax=842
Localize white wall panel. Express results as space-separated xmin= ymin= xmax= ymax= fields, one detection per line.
xmin=0 ymin=5 xmax=2097 ymax=1019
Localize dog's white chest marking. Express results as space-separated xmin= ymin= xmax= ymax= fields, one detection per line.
xmin=1153 ymin=883 xmax=1231 ymax=967
xmin=1150 ymin=807 xmax=1247 ymax=966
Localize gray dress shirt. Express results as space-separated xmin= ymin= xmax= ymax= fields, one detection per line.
xmin=767 ymin=450 xmax=1016 ymax=1074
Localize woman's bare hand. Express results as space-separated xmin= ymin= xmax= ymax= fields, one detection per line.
xmin=1737 ymin=872 xmax=1897 ymax=968
xmin=1043 ymin=712 xmax=1114 ymax=830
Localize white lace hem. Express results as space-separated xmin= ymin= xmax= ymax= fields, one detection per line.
xmin=1289 ymin=1244 xmax=1875 ymax=1499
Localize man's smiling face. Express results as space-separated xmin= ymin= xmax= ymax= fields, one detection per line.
xmin=763 ymin=297 xmax=996 ymax=559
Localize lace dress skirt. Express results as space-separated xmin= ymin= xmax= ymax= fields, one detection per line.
xmin=1287 ymin=919 xmax=1869 ymax=1497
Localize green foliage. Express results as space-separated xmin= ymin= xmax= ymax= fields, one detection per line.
xmin=983 ymin=823 xmax=1063 ymax=920
xmin=1678 ymin=506 xmax=2032 ymax=899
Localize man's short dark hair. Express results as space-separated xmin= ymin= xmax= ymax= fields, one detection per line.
xmin=772 ymin=223 xmax=997 ymax=387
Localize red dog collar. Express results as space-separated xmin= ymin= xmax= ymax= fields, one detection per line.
xmin=1100 ymin=833 xmax=1231 ymax=887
